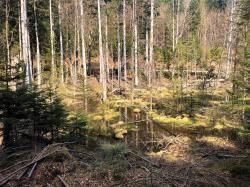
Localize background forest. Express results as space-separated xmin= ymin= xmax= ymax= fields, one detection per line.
xmin=0 ymin=0 xmax=249 ymax=186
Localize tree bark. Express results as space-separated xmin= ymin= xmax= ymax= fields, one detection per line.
xmin=145 ymin=28 xmax=149 ymax=81
xmin=105 ymin=13 xmax=109 ymax=82
xmin=149 ymin=0 xmax=155 ymax=87
xmin=117 ymin=12 xmax=121 ymax=90
xmin=226 ymin=0 xmax=236 ymax=79
xmin=98 ymin=0 xmax=107 ymax=100
xmin=34 ymin=0 xmax=41 ymax=86
xmin=58 ymin=1 xmax=64 ymax=83
xmin=20 ymin=0 xmax=32 ymax=84
xmin=134 ymin=0 xmax=138 ymax=87
xmin=6 ymin=0 xmax=10 ymax=74
xmin=79 ymin=0 xmax=87 ymax=86
xmin=49 ymin=0 xmax=55 ymax=79
xmin=123 ymin=0 xmax=127 ymax=84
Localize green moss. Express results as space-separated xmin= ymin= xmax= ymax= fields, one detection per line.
xmin=148 ymin=111 xmax=193 ymax=126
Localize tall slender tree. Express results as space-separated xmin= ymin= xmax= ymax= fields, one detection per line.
xmin=149 ymin=0 xmax=155 ymax=87
xmin=98 ymin=0 xmax=107 ymax=100
xmin=49 ymin=0 xmax=55 ymax=78
xmin=34 ymin=0 xmax=41 ymax=86
xmin=20 ymin=0 xmax=32 ymax=84
xmin=123 ymin=0 xmax=127 ymax=84
xmin=79 ymin=0 xmax=87 ymax=86
xmin=58 ymin=1 xmax=64 ymax=83
xmin=117 ymin=11 xmax=121 ymax=90
xmin=133 ymin=0 xmax=139 ymax=86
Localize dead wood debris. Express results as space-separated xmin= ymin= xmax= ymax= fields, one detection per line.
xmin=0 ymin=142 xmax=231 ymax=187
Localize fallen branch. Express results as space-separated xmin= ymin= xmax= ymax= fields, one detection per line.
xmin=216 ymin=154 xmax=248 ymax=159
xmin=0 ymin=159 xmax=30 ymax=173
xmin=57 ymin=175 xmax=69 ymax=187
xmin=7 ymin=150 xmax=31 ymax=159
xmin=126 ymin=119 xmax=148 ymax=124
xmin=0 ymin=148 xmax=66 ymax=186
xmin=127 ymin=150 xmax=159 ymax=167
xmin=28 ymin=162 xmax=38 ymax=178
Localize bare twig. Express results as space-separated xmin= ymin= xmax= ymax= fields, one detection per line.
xmin=28 ymin=162 xmax=38 ymax=178
xmin=57 ymin=175 xmax=69 ymax=187
xmin=127 ymin=150 xmax=159 ymax=167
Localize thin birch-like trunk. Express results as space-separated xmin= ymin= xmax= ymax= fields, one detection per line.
xmin=74 ymin=0 xmax=78 ymax=83
xmin=105 ymin=13 xmax=109 ymax=82
xmin=145 ymin=28 xmax=149 ymax=81
xmin=134 ymin=0 xmax=138 ymax=87
xmin=98 ymin=0 xmax=107 ymax=100
xmin=123 ymin=0 xmax=127 ymax=83
xmin=172 ymin=0 xmax=176 ymax=79
xmin=79 ymin=0 xmax=87 ymax=86
xmin=117 ymin=12 xmax=121 ymax=90
xmin=49 ymin=0 xmax=55 ymax=78
xmin=149 ymin=0 xmax=155 ymax=87
xmin=20 ymin=0 xmax=32 ymax=84
xmin=6 ymin=0 xmax=10 ymax=73
xmin=176 ymin=0 xmax=179 ymax=45
xmin=34 ymin=0 xmax=41 ymax=86
xmin=226 ymin=0 xmax=236 ymax=79
xmin=76 ymin=3 xmax=81 ymax=75
xmin=19 ymin=3 xmax=22 ymax=61
xmin=58 ymin=1 xmax=64 ymax=83
xmin=172 ymin=0 xmax=175 ymax=52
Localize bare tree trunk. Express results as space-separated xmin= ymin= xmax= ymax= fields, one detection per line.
xmin=176 ymin=0 xmax=179 ymax=45
xmin=172 ymin=0 xmax=176 ymax=79
xmin=134 ymin=0 xmax=138 ymax=87
xmin=20 ymin=0 xmax=32 ymax=84
xmin=74 ymin=0 xmax=78 ymax=83
xmin=105 ymin=13 xmax=109 ymax=82
xmin=18 ymin=3 xmax=22 ymax=61
xmin=145 ymin=28 xmax=149 ymax=81
xmin=226 ymin=0 xmax=236 ymax=79
xmin=34 ymin=0 xmax=41 ymax=86
xmin=27 ymin=31 xmax=33 ymax=80
xmin=172 ymin=0 xmax=175 ymax=52
xmin=58 ymin=1 xmax=64 ymax=83
xmin=98 ymin=0 xmax=107 ymax=101
xmin=123 ymin=0 xmax=127 ymax=84
xmin=149 ymin=0 xmax=155 ymax=88
xmin=6 ymin=0 xmax=10 ymax=73
xmin=117 ymin=12 xmax=121 ymax=90
xmin=76 ymin=3 xmax=81 ymax=75
xmin=49 ymin=0 xmax=55 ymax=78
xmin=79 ymin=0 xmax=87 ymax=86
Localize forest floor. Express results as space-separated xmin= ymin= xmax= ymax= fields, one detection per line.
xmin=0 ymin=134 xmax=249 ymax=187
xmin=1 ymin=77 xmax=250 ymax=186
